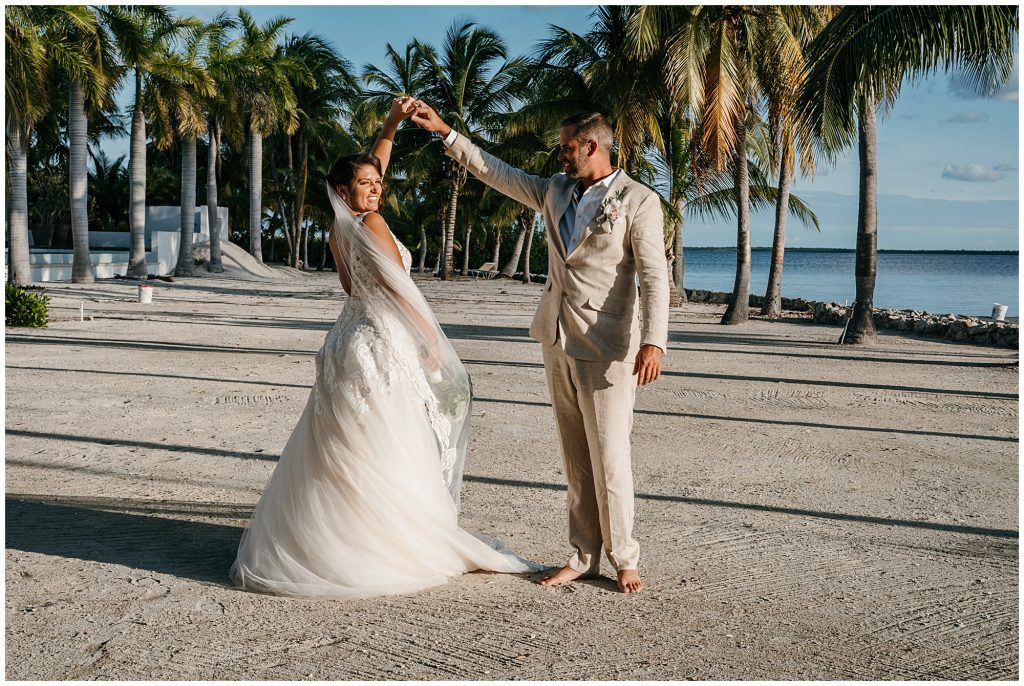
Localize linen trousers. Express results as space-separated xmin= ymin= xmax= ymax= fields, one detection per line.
xmin=542 ymin=340 xmax=639 ymax=572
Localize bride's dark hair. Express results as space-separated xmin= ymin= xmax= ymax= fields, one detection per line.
xmin=328 ymin=152 xmax=383 ymax=191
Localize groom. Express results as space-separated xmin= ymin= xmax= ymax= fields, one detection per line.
xmin=411 ymin=103 xmax=669 ymax=594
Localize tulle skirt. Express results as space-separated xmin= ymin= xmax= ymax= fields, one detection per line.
xmin=231 ymin=307 xmax=540 ymax=599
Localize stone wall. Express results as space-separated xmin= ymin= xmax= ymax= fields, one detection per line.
xmin=813 ymin=302 xmax=1018 ymax=349
xmin=684 ymin=287 xmax=1018 ymax=349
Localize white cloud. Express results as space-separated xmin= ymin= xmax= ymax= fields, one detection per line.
xmin=995 ymin=60 xmax=1019 ymax=102
xmin=993 ymin=163 xmax=1018 ymax=172
xmin=940 ymin=163 xmax=1004 ymax=182
xmin=940 ymin=110 xmax=989 ymax=124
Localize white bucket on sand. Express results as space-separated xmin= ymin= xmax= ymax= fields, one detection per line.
xmin=992 ymin=303 xmax=1008 ymax=321
xmin=138 ymin=284 xmax=153 ymax=304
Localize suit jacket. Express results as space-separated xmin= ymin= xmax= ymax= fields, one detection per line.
xmin=446 ymin=134 xmax=669 ymax=362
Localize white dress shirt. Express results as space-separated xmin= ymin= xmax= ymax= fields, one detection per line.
xmin=564 ymin=170 xmax=620 ymax=254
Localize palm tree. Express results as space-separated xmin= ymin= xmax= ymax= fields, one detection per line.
xmin=650 ymin=115 xmax=819 ymax=305
xmin=416 ymin=19 xmax=528 ymax=280
xmin=145 ymin=37 xmax=215 ymax=277
xmin=100 ymin=5 xmax=196 ymax=278
xmin=280 ymin=32 xmax=357 ymax=269
xmin=6 ymin=6 xmax=112 ymax=284
xmin=235 ymin=9 xmax=307 ymax=263
xmin=760 ymin=7 xmax=833 ymax=318
xmin=629 ymin=6 xmax=814 ymax=325
xmin=6 ymin=6 xmax=52 ymax=285
xmin=196 ymin=12 xmax=243 ymax=273
xmin=801 ymin=6 xmax=1018 ymax=343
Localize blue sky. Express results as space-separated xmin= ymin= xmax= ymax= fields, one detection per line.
xmin=121 ymin=4 xmax=1018 ymax=250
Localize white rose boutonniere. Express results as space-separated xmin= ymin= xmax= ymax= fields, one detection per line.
xmin=597 ymin=187 xmax=628 ymax=233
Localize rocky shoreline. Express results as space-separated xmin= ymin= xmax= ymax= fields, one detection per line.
xmin=683 ymin=288 xmax=1018 ymax=349
xmin=810 ymin=302 xmax=1019 ymax=349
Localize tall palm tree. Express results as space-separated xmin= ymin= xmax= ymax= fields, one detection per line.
xmin=629 ymin=6 xmax=813 ymax=325
xmin=760 ymin=7 xmax=833 ymax=319
xmin=100 ymin=5 xmax=196 ymax=277
xmin=801 ymin=6 xmax=1018 ymax=343
xmin=6 ymin=6 xmax=52 ymax=285
xmin=145 ymin=37 xmax=215 ymax=277
xmin=6 ymin=6 xmax=112 ymax=284
xmin=416 ymin=19 xmax=528 ymax=280
xmin=235 ymin=9 xmax=307 ymax=263
xmin=196 ymin=12 xmax=243 ymax=273
xmin=280 ymin=32 xmax=357 ymax=269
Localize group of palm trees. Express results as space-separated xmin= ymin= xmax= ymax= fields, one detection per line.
xmin=6 ymin=5 xmax=1017 ymax=343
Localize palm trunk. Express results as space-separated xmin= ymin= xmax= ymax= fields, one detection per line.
xmin=6 ymin=122 xmax=32 ymax=285
xmin=438 ymin=185 xmax=458 ymax=282
xmin=207 ymin=118 xmax=223 ymax=273
xmin=271 ymin=160 xmax=291 ymax=266
xmin=721 ymin=114 xmax=750 ymax=325
xmin=302 ymin=222 xmax=311 ymax=271
xmin=175 ymin=137 xmax=197 ymax=276
xmin=319 ymin=224 xmax=327 ymax=271
xmin=522 ymin=211 xmax=539 ymax=284
xmin=296 ymin=136 xmax=309 ymax=270
xmin=491 ymin=225 xmax=501 ymax=266
xmin=763 ymin=138 xmax=793 ymax=319
xmin=248 ymin=125 xmax=263 ymax=262
xmin=461 ymin=221 xmax=472 ymax=276
xmin=128 ymin=69 xmax=148 ymax=278
xmin=500 ymin=211 xmax=530 ymax=278
xmin=434 ymin=203 xmax=446 ymax=275
xmin=670 ymin=197 xmax=687 ymax=306
xmin=69 ymin=82 xmax=94 ymax=284
xmin=417 ymin=224 xmax=428 ymax=272
xmin=846 ymin=96 xmax=878 ymax=344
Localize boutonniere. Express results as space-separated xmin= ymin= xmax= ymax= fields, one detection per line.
xmin=597 ymin=188 xmax=628 ymax=232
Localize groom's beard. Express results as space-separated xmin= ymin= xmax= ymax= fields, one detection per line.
xmin=563 ymin=155 xmax=583 ymax=179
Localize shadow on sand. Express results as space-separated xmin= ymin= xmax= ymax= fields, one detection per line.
xmin=6 ymin=495 xmax=243 ymax=584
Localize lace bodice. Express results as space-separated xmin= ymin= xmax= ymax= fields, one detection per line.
xmin=393 ymin=231 xmax=413 ymax=274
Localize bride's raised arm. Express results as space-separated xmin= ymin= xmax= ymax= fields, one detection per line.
xmin=369 ymin=96 xmax=415 ymax=177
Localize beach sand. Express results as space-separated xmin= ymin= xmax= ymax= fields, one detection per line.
xmin=5 ymin=269 xmax=1018 ymax=680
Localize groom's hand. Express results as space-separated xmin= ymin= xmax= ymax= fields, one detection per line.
xmin=633 ymin=344 xmax=663 ymax=386
xmin=410 ymin=100 xmax=453 ymax=138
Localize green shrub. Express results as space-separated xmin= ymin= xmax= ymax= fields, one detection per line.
xmin=5 ymin=282 xmax=50 ymax=327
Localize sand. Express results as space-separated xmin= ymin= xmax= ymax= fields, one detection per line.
xmin=5 ymin=269 xmax=1019 ymax=680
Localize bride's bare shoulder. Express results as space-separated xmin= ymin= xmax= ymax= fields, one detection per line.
xmin=360 ymin=212 xmax=402 ymax=260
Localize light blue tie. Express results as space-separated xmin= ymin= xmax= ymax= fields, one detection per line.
xmin=559 ymin=183 xmax=583 ymax=253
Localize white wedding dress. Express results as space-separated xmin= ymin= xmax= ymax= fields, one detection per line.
xmin=231 ymin=212 xmax=540 ymax=599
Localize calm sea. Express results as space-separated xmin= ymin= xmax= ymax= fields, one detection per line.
xmin=683 ymin=249 xmax=1019 ymax=318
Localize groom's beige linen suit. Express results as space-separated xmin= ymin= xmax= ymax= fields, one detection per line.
xmin=445 ymin=133 xmax=669 ymax=573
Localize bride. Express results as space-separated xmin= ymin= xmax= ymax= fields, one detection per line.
xmin=231 ymin=98 xmax=541 ymax=598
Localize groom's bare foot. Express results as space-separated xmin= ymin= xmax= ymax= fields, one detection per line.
xmin=617 ymin=569 xmax=643 ymax=593
xmin=538 ymin=565 xmax=586 ymax=587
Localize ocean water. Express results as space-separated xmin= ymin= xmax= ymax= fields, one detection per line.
xmin=682 ymin=249 xmax=1019 ymax=318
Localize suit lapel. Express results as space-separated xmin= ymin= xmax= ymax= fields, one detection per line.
xmin=567 ymin=170 xmax=629 ymax=259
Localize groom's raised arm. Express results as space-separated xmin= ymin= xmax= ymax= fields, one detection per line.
xmin=411 ymin=102 xmax=548 ymax=213
xmin=443 ymin=132 xmax=548 ymax=214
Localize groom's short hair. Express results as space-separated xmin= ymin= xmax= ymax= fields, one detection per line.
xmin=561 ymin=112 xmax=613 ymax=153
